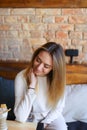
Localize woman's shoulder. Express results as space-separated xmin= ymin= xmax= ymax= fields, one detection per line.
xmin=14 ymin=69 xmax=28 ymax=91
xmin=15 ymin=69 xmax=26 ymax=80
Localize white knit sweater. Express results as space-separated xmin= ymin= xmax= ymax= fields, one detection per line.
xmin=14 ymin=69 xmax=65 ymax=124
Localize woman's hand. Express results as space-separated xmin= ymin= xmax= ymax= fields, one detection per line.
xmin=29 ymin=68 xmax=37 ymax=89
xmin=44 ymin=123 xmax=49 ymax=128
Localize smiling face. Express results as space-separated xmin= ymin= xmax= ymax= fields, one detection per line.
xmin=33 ymin=50 xmax=53 ymax=76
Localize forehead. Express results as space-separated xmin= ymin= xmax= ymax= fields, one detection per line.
xmin=37 ymin=51 xmax=53 ymax=65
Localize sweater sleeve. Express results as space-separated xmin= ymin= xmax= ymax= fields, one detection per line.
xmin=41 ymin=95 xmax=65 ymax=124
xmin=14 ymin=71 xmax=37 ymax=122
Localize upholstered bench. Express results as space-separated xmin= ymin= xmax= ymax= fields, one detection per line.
xmin=0 ymin=77 xmax=15 ymax=120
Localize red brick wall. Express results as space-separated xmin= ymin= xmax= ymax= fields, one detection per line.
xmin=0 ymin=8 xmax=87 ymax=63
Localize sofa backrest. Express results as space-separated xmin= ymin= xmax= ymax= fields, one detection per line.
xmin=0 ymin=60 xmax=87 ymax=121
xmin=0 ymin=61 xmax=29 ymax=120
xmin=0 ymin=77 xmax=15 ymax=120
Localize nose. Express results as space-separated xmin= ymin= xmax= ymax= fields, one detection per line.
xmin=37 ymin=63 xmax=44 ymax=71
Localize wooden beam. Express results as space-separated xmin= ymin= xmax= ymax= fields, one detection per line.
xmin=0 ymin=0 xmax=87 ymax=8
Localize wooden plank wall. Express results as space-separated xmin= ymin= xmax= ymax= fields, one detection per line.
xmin=0 ymin=0 xmax=87 ymax=8
xmin=66 ymin=64 xmax=87 ymax=85
xmin=0 ymin=61 xmax=87 ymax=85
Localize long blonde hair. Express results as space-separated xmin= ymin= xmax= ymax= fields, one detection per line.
xmin=24 ymin=42 xmax=66 ymax=107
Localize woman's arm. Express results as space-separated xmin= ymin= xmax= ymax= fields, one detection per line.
xmin=14 ymin=71 xmax=37 ymax=122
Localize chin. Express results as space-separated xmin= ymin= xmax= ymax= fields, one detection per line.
xmin=35 ymin=72 xmax=45 ymax=77
xmin=35 ymin=73 xmax=43 ymax=76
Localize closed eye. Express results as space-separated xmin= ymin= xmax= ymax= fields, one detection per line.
xmin=36 ymin=56 xmax=41 ymax=63
xmin=44 ymin=64 xmax=51 ymax=69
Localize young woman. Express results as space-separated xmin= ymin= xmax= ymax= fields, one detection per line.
xmin=14 ymin=42 xmax=67 ymax=130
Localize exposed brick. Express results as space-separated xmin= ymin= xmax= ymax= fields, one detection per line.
xmin=8 ymin=44 xmax=20 ymax=52
xmin=20 ymin=38 xmax=33 ymax=60
xmin=0 ymin=51 xmax=12 ymax=60
xmin=62 ymin=9 xmax=86 ymax=15
xmin=0 ymin=9 xmax=10 ymax=15
xmin=0 ymin=16 xmax=4 ymax=23
xmin=11 ymin=8 xmax=35 ymax=15
xmin=29 ymin=38 xmax=46 ymax=47
xmin=47 ymin=39 xmax=71 ymax=49
xmin=44 ymin=31 xmax=55 ymax=40
xmin=0 ymin=24 xmax=21 ymax=31
xmin=76 ymin=53 xmax=86 ymax=64
xmin=6 ymin=31 xmax=18 ymax=38
xmin=0 ymin=31 xmax=6 ymax=38
xmin=0 ymin=24 xmax=10 ymax=31
xmin=56 ymin=31 xmax=68 ymax=39
xmin=48 ymin=24 xmax=74 ymax=31
xmin=69 ymin=16 xmax=87 ymax=24
xmin=0 ymin=44 xmax=8 ymax=51
xmin=29 ymin=38 xmax=47 ymax=51
xmin=69 ymin=31 xmax=82 ymax=39
xmin=55 ymin=16 xmax=68 ymax=23
xmin=0 ymin=38 xmax=7 ymax=44
xmin=58 ymin=24 xmax=74 ymax=31
xmin=30 ymin=30 xmax=43 ymax=38
xmin=4 ymin=16 xmax=17 ymax=23
xmin=43 ymin=16 xmax=55 ymax=23
xmin=22 ymin=23 xmax=35 ymax=31
xmin=6 ymin=38 xmax=22 ymax=46
xmin=17 ymin=16 xmax=29 ymax=23
xmin=36 ymin=9 xmax=61 ymax=16
xmin=83 ymin=45 xmax=87 ymax=53
xmin=48 ymin=23 xmax=60 ymax=30
xmin=18 ymin=31 xmax=30 ymax=38
xmin=83 ymin=32 xmax=87 ymax=40
xmin=22 ymin=23 xmax=47 ymax=31
xmin=82 ymin=53 xmax=87 ymax=64
xmin=29 ymin=15 xmax=42 ymax=23
xmin=75 ymin=25 xmax=87 ymax=31
xmin=72 ymin=39 xmax=87 ymax=46
xmin=0 ymin=8 xmax=87 ymax=63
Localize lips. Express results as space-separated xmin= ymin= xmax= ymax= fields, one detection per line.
xmin=34 ymin=69 xmax=43 ymax=76
xmin=35 ymin=70 xmax=41 ymax=74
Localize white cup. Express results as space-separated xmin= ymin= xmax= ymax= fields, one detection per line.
xmin=0 ymin=112 xmax=8 ymax=130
